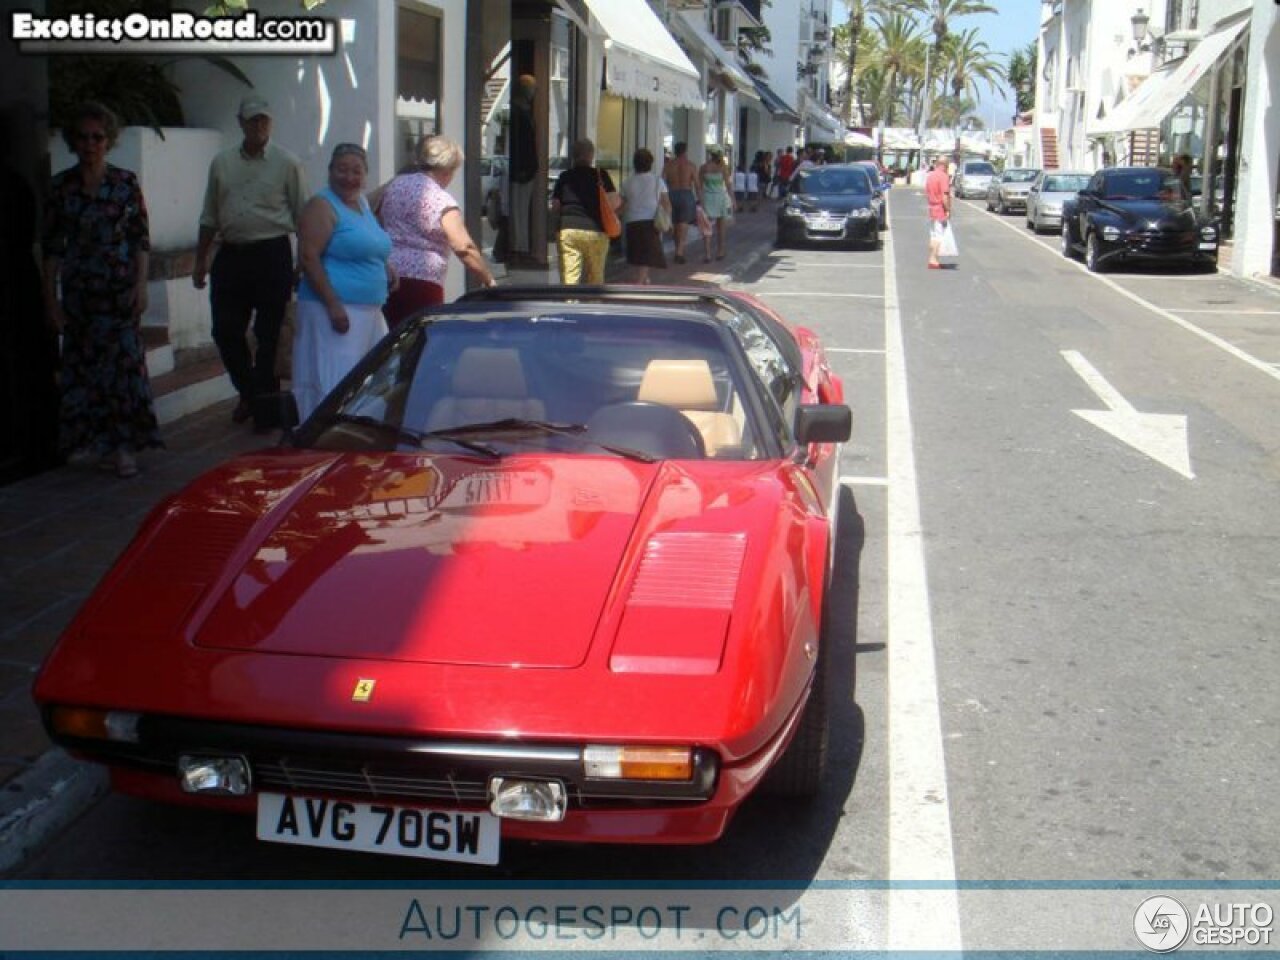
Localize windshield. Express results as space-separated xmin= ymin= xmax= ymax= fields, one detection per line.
xmin=1002 ymin=169 xmax=1038 ymax=183
xmin=793 ymin=169 xmax=872 ymax=195
xmin=1103 ymin=170 xmax=1187 ymax=202
xmin=1043 ymin=174 xmax=1090 ymax=193
xmin=963 ymin=162 xmax=995 ymax=176
xmin=295 ymin=312 xmax=766 ymax=461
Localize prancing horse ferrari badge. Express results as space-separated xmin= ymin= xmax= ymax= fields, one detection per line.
xmin=352 ymin=678 xmax=376 ymax=702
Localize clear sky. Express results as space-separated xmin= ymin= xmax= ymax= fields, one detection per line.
xmin=835 ymin=0 xmax=1044 ymax=130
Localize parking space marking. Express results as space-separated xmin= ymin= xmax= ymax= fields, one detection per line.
xmin=883 ymin=212 xmax=962 ymax=949
xmin=968 ymin=200 xmax=1280 ymax=385
xmin=782 ymin=262 xmax=884 ymax=269
xmin=840 ymin=475 xmax=889 ymax=486
xmin=755 ymin=292 xmax=886 ymax=299
xmin=827 ymin=348 xmax=887 ymax=355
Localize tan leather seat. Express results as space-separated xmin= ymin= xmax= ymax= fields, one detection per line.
xmin=425 ymin=347 xmax=544 ymax=430
xmin=637 ymin=358 xmax=742 ymax=457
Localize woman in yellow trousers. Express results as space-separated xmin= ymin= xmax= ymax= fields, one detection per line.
xmin=550 ymin=138 xmax=621 ymax=284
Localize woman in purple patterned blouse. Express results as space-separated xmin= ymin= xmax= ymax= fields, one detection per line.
xmin=376 ymin=135 xmax=496 ymax=328
xmin=41 ymin=102 xmax=161 ymax=478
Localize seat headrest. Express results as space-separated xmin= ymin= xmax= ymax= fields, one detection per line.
xmin=638 ymin=358 xmax=718 ymax=411
xmin=451 ymin=348 xmax=529 ymax=398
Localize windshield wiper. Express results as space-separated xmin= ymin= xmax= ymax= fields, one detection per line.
xmin=324 ymin=412 xmax=499 ymax=458
xmin=428 ymin=418 xmax=657 ymax=463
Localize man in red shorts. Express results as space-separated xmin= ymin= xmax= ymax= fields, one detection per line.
xmin=925 ymin=156 xmax=952 ymax=269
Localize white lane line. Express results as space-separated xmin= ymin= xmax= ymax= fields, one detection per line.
xmin=1160 ymin=308 xmax=1280 ymax=315
xmin=755 ymin=292 xmax=886 ymax=299
xmin=779 ymin=262 xmax=884 ymax=269
xmin=840 ymin=475 xmax=889 ymax=486
xmin=973 ymin=204 xmax=1280 ymax=385
xmin=827 ymin=348 xmax=887 ymax=355
xmin=883 ymin=207 xmax=962 ymax=949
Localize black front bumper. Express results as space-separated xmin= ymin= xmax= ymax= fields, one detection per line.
xmin=1098 ymin=230 xmax=1217 ymax=265
xmin=777 ymin=215 xmax=878 ymax=245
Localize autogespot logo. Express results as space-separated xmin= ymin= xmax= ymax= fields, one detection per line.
xmin=1135 ymin=896 xmax=1191 ymax=952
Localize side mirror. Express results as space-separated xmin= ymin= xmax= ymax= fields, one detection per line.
xmin=795 ymin=404 xmax=852 ymax=445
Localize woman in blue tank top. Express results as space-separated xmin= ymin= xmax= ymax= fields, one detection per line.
xmin=295 ymin=143 xmax=395 ymax=419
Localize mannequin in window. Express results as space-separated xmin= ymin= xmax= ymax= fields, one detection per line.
xmin=507 ymin=74 xmax=540 ymax=265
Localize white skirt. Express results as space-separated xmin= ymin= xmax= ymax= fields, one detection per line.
xmin=292 ymin=299 xmax=388 ymax=420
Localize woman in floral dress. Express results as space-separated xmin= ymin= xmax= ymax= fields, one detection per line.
xmin=42 ymin=102 xmax=161 ymax=477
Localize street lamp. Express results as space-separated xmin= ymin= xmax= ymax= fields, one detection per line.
xmin=1130 ymin=7 xmax=1162 ymax=55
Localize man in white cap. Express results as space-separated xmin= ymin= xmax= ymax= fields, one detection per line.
xmin=194 ymin=94 xmax=307 ymax=429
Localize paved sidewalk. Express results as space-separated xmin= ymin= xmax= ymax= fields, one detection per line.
xmin=0 ymin=204 xmax=780 ymax=873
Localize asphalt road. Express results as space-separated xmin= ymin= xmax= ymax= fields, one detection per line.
xmin=12 ymin=188 xmax=1280 ymax=951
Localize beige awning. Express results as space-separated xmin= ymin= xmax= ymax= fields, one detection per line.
xmin=1089 ymin=16 xmax=1248 ymax=136
xmin=583 ymin=0 xmax=703 ymax=109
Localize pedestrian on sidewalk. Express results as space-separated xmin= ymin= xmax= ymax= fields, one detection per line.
xmin=775 ymin=147 xmax=795 ymax=198
xmin=925 ymin=156 xmax=952 ymax=269
xmin=662 ymin=142 xmax=700 ymax=264
xmin=619 ymin=147 xmax=670 ymax=284
xmin=376 ymin=135 xmax=497 ymax=329
xmin=193 ymin=95 xmax=308 ymax=431
xmin=699 ymin=150 xmax=733 ymax=262
xmin=293 ymin=144 xmax=394 ymax=421
xmin=42 ymin=101 xmax=162 ymax=478
xmin=551 ymin=138 xmax=620 ymax=285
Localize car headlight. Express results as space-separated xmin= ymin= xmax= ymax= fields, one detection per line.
xmin=849 ymin=208 xmax=874 ymax=219
xmin=1043 ymin=204 xmax=1062 ymax=215
xmin=782 ymin=203 xmax=804 ymax=218
xmin=1101 ymin=225 xmax=1121 ymax=241
xmin=1200 ymin=225 xmax=1217 ymax=238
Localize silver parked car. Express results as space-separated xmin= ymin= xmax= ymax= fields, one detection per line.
xmin=1025 ymin=170 xmax=1092 ymax=234
xmin=952 ymin=159 xmax=996 ymax=199
xmin=985 ymin=167 xmax=1040 ymax=214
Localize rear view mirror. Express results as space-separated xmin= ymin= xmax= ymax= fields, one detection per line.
xmin=795 ymin=404 xmax=852 ymax=445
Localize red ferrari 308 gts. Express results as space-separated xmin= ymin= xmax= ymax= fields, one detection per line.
xmin=34 ymin=286 xmax=850 ymax=865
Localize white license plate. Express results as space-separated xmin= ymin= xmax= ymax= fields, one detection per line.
xmin=256 ymin=793 xmax=500 ymax=864
xmin=806 ymin=217 xmax=844 ymax=232
xmin=1198 ymin=242 xmax=1217 ymax=250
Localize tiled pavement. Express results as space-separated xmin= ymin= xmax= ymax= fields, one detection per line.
xmin=0 ymin=205 xmax=782 ymax=864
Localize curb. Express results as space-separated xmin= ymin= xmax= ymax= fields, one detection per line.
xmin=0 ymin=748 xmax=107 ymax=875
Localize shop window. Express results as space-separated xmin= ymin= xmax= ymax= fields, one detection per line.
xmin=395 ymin=5 xmax=441 ymax=173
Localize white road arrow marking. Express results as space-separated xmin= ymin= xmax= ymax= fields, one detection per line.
xmin=1062 ymin=350 xmax=1194 ymax=479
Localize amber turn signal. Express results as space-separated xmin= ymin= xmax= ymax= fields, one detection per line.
xmin=583 ymin=745 xmax=693 ymax=781
xmin=50 ymin=706 xmax=140 ymax=743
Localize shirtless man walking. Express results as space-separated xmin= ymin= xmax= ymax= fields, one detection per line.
xmin=662 ymin=142 xmax=700 ymax=264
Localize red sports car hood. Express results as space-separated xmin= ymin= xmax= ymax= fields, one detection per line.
xmin=110 ymin=451 xmax=662 ymax=669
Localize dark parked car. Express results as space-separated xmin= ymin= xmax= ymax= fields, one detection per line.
xmin=850 ymin=160 xmax=890 ymax=229
xmin=776 ymin=165 xmax=880 ymax=249
xmin=985 ymin=167 xmax=1039 ymax=214
xmin=1061 ymin=167 xmax=1218 ymax=273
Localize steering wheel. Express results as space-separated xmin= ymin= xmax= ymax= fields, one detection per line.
xmin=585 ymin=402 xmax=706 ymax=460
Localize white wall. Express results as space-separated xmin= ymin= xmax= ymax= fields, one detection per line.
xmin=173 ymin=0 xmax=468 ymax=297
xmin=49 ymin=127 xmax=221 ymax=253
xmin=1231 ymin=0 xmax=1277 ymax=277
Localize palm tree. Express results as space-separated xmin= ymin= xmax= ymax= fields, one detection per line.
xmin=867 ymin=10 xmax=926 ymax=127
xmin=942 ymin=28 xmax=1003 ymax=104
xmin=1006 ymin=39 xmax=1038 ymax=114
xmin=898 ymin=0 xmax=997 ymax=129
xmin=835 ymin=1 xmax=897 ymax=127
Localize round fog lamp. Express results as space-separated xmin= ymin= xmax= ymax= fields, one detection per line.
xmin=488 ymin=777 xmax=567 ymax=822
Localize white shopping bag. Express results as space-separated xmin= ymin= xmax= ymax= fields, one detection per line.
xmin=939 ymin=221 xmax=959 ymax=258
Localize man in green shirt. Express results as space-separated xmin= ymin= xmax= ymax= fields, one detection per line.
xmin=194 ymin=95 xmax=307 ymax=428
